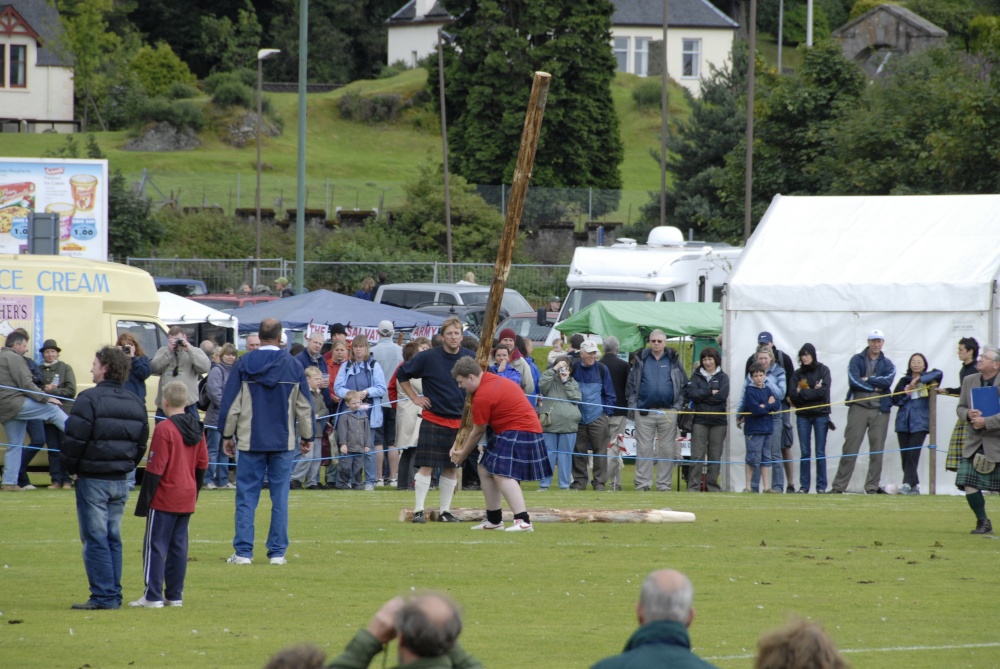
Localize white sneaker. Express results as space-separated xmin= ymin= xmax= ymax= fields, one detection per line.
xmin=166 ymin=600 xmax=183 ymax=607
xmin=21 ymin=484 xmax=37 ymax=490
xmin=223 ymin=482 xmax=236 ymax=489
xmin=129 ymin=596 xmax=164 ymax=608
xmin=364 ymin=484 xmax=375 ymax=491
xmin=374 ymin=479 xmax=385 ymax=487
xmin=470 ymin=519 xmax=504 ymax=530
xmin=505 ymin=519 xmax=534 ymax=532
xmin=205 ymin=482 xmax=217 ymax=490
xmin=388 ymin=478 xmax=398 ymax=487
xmin=227 ymin=553 xmax=252 ymax=565
xmin=269 ymin=556 xmax=288 ymax=565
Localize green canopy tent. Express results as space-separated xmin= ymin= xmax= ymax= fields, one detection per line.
xmin=554 ymin=301 xmax=722 ymax=368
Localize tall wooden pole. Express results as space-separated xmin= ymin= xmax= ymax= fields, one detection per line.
xmin=453 ymin=71 xmax=552 ymax=449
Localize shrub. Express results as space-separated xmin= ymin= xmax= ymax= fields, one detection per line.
xmin=130 ymin=42 xmax=197 ymax=98
xmin=338 ymin=91 xmax=404 ymax=124
xmin=102 ymin=76 xmax=149 ymax=130
xmin=203 ymin=69 xmax=255 ymax=95
xmin=212 ymin=81 xmax=255 ymax=108
xmin=168 ymin=82 xmax=200 ymax=99
xmin=632 ymin=80 xmax=662 ymax=110
xmin=376 ymin=59 xmax=412 ymax=79
xmin=138 ymin=98 xmax=205 ymax=131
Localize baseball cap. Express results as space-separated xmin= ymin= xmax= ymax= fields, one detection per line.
xmin=274 ymin=276 xmax=289 ymax=284
xmin=378 ymin=320 xmax=394 ymax=337
xmin=580 ymin=340 xmax=599 ymax=353
xmin=867 ymin=329 xmax=885 ymax=340
xmin=757 ymin=331 xmax=773 ymax=344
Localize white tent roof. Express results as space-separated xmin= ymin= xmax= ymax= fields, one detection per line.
xmin=157 ymin=292 xmax=238 ymax=332
xmin=729 ymin=194 xmax=1000 ymax=312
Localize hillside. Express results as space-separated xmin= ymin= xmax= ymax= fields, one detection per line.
xmin=2 ymin=69 xmax=688 ymax=225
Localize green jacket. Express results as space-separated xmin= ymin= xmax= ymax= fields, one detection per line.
xmin=327 ymin=629 xmax=483 ymax=669
xmin=538 ymin=368 xmax=582 ymax=434
xmin=590 ymin=620 xmax=718 ymax=669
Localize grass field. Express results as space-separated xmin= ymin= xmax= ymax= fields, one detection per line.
xmin=2 ymin=470 xmax=999 ymax=669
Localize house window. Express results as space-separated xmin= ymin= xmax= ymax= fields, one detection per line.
xmin=0 ymin=47 xmax=5 ymax=87
xmin=634 ymin=37 xmax=650 ymax=77
xmin=682 ymin=39 xmax=701 ymax=78
xmin=612 ymin=37 xmax=628 ymax=73
xmin=9 ymin=45 xmax=26 ymax=88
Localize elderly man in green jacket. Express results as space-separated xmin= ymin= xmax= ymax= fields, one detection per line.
xmin=591 ymin=569 xmax=718 ymax=669
xmin=326 ymin=593 xmax=483 ymax=669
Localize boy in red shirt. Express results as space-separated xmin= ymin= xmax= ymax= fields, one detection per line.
xmin=449 ymin=358 xmax=551 ymax=532
xmin=130 ymin=381 xmax=209 ymax=608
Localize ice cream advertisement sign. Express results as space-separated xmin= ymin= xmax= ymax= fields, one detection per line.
xmin=0 ymin=158 xmax=109 ymax=260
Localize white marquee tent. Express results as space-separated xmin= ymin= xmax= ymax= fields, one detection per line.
xmin=723 ymin=194 xmax=1000 ymax=494
xmin=157 ymin=292 xmax=239 ymax=345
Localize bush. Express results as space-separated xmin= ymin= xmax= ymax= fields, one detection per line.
xmin=130 ymin=42 xmax=197 ymax=98
xmin=632 ymin=80 xmax=662 ymax=110
xmin=784 ymin=4 xmax=830 ymax=45
xmin=212 ymin=81 xmax=255 ymax=108
xmin=203 ymin=69 xmax=256 ymax=95
xmin=376 ymin=59 xmax=412 ymax=79
xmin=139 ymin=98 xmax=205 ymax=131
xmin=338 ymin=91 xmax=404 ymax=124
xmin=102 ymin=76 xmax=149 ymax=130
xmin=168 ymin=82 xmax=200 ymax=99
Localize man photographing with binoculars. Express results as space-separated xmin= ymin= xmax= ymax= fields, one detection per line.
xmin=151 ymin=326 xmax=211 ymax=420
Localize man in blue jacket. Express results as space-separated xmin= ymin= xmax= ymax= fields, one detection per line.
xmin=831 ymin=329 xmax=896 ymax=494
xmin=220 ymin=318 xmax=314 ymax=565
xmin=570 ymin=340 xmax=617 ymax=491
xmin=591 ymin=569 xmax=718 ymax=669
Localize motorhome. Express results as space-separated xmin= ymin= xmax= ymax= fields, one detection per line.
xmin=545 ymin=226 xmax=741 ymax=344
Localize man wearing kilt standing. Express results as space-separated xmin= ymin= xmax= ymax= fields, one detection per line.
xmin=955 ymin=344 xmax=1000 ymax=535
xmin=449 ymin=357 xmax=552 ymax=532
xmin=396 ymin=317 xmax=476 ymax=524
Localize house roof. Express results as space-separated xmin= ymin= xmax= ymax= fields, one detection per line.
xmin=612 ymin=0 xmax=738 ymax=29
xmin=0 ymin=0 xmax=71 ymax=67
xmin=388 ymin=0 xmax=738 ymax=30
xmin=831 ymin=4 xmax=947 ymax=38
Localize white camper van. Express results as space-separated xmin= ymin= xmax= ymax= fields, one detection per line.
xmin=545 ymin=226 xmax=741 ymax=344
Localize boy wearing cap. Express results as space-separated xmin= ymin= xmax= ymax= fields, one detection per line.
xmin=831 ymin=329 xmax=896 ymax=494
xmin=38 ymin=340 xmax=77 ymax=488
xmin=371 ymin=320 xmax=403 ymax=486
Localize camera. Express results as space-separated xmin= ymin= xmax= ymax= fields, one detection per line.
xmin=123 ymin=345 xmax=133 ymax=354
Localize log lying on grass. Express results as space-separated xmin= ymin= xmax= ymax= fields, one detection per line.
xmin=399 ymin=508 xmax=696 ymax=524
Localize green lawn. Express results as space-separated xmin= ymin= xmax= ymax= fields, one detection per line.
xmin=1 ymin=69 xmax=677 ymax=226
xmin=2 ymin=472 xmax=998 ymax=668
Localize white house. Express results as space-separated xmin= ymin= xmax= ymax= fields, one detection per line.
xmin=386 ymin=0 xmax=738 ymax=98
xmin=0 ymin=0 xmax=74 ymax=133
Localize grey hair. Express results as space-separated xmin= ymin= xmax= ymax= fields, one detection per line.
xmin=982 ymin=345 xmax=1000 ymax=362
xmin=650 ymin=329 xmax=666 ymax=341
xmin=603 ymin=336 xmax=620 ymax=354
xmin=639 ymin=572 xmax=693 ymax=623
xmin=395 ymin=594 xmax=462 ymax=658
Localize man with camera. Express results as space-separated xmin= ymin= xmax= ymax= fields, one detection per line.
xmin=151 ymin=327 xmax=211 ymax=420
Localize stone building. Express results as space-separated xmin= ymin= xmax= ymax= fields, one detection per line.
xmin=831 ymin=5 xmax=947 ymax=73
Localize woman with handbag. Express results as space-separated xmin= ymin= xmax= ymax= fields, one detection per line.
xmin=537 ymin=355 xmax=582 ymax=490
xmin=682 ymin=347 xmax=729 ymax=492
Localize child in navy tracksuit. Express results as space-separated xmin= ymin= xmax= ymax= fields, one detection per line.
xmin=337 ymin=390 xmax=371 ymax=490
xmin=739 ymin=363 xmax=778 ymax=493
xmin=131 ymin=382 xmax=208 ymax=608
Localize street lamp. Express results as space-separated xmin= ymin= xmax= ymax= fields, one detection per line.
xmin=437 ymin=29 xmax=454 ymax=282
xmin=256 ymin=48 xmax=281 ymax=271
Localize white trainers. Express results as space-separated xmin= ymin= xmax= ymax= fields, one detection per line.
xmin=505 ymin=519 xmax=534 ymax=532
xmin=21 ymin=484 xmax=37 ymax=490
xmin=227 ymin=553 xmax=252 ymax=565
xmin=470 ymin=519 xmax=504 ymax=530
xmin=129 ymin=596 xmax=164 ymax=608
xmin=205 ymin=482 xmax=217 ymax=490
xmin=269 ymin=556 xmax=288 ymax=565
xmin=374 ymin=479 xmax=385 ymax=487
xmin=166 ymin=599 xmax=183 ymax=607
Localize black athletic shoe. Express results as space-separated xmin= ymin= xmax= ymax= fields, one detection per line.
xmin=72 ymin=601 xmax=118 ymax=610
xmin=290 ymin=480 xmax=302 ymax=490
xmin=412 ymin=510 xmax=426 ymax=524
xmin=971 ymin=518 xmax=993 ymax=535
xmin=438 ymin=511 xmax=459 ymax=523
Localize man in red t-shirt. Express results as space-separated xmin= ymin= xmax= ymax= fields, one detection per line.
xmin=130 ymin=381 xmax=209 ymax=608
xmin=450 ymin=358 xmax=552 ymax=532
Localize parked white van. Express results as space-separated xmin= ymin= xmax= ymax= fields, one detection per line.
xmin=374 ymin=282 xmax=533 ymax=314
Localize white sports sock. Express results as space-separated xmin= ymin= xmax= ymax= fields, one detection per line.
xmin=414 ymin=473 xmax=431 ymax=512
xmin=439 ymin=475 xmax=458 ymax=513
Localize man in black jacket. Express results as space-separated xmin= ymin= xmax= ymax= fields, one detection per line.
xmin=61 ymin=346 xmax=149 ymax=610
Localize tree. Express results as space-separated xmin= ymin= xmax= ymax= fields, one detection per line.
xmin=129 ymin=42 xmax=197 ymax=97
xmin=199 ymin=0 xmax=263 ymax=74
xmin=437 ymin=0 xmax=624 ymax=214
xmin=713 ymin=40 xmax=864 ymax=241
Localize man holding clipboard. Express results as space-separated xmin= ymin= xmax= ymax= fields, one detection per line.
xmin=955 ymin=345 xmax=1000 ymax=534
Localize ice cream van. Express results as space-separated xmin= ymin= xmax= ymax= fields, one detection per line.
xmin=0 ymin=254 xmax=168 ymax=477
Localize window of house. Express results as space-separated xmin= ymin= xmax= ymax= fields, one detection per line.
xmin=612 ymin=37 xmax=628 ymax=73
xmin=0 ymin=46 xmax=5 ymax=87
xmin=682 ymin=39 xmax=701 ymax=78
xmin=634 ymin=37 xmax=650 ymax=77
xmin=8 ymin=45 xmax=26 ymax=87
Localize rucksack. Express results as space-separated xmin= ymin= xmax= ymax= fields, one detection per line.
xmin=197 ymin=374 xmax=211 ymax=411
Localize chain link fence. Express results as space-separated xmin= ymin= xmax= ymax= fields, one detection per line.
xmin=127 ymin=258 xmax=569 ymax=307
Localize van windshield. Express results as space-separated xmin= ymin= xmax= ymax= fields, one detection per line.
xmin=559 ymin=288 xmax=675 ymax=320
xmin=460 ymin=290 xmax=532 ymax=314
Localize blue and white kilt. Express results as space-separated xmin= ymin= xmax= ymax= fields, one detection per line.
xmin=481 ymin=430 xmax=552 ymax=482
